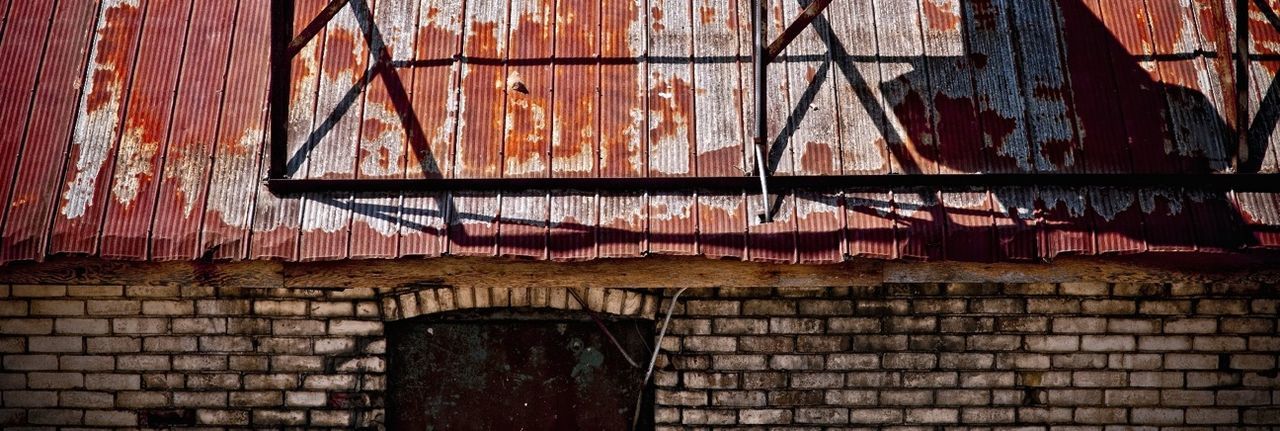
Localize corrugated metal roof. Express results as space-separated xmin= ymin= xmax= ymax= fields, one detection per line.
xmin=1 ymin=0 xmax=1279 ymax=265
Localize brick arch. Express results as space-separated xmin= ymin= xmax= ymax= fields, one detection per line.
xmin=379 ymin=286 xmax=662 ymax=321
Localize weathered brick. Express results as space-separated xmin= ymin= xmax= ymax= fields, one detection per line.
xmin=881 ymin=389 xmax=933 ymax=405
xmin=711 ymin=354 xmax=766 ymax=370
xmin=769 ymin=355 xmax=824 ymax=370
xmin=683 ymin=372 xmax=738 ymax=389
xmin=144 ymin=336 xmax=199 ymax=352
xmin=252 ymin=410 xmax=306 ymax=426
xmin=3 ymin=354 xmax=58 ymax=371
xmin=1131 ymin=407 xmax=1185 ymax=425
xmin=1185 ymin=408 xmax=1239 ymax=424
xmin=826 ymin=317 xmax=879 ymax=333
xmin=85 ymin=410 xmax=137 ymax=426
xmin=198 ymin=335 xmax=253 ymax=352
xmin=936 ymin=389 xmax=990 ymax=406
xmin=2 ymin=390 xmax=57 ymax=407
xmin=851 ymin=335 xmax=908 ymax=351
xmin=1103 ymin=389 xmax=1159 ymax=406
xmin=142 ymin=300 xmax=194 ymax=315
xmin=1025 ymin=335 xmax=1079 ymax=352
xmin=905 ymin=408 xmax=959 ymax=424
xmin=197 ymin=409 xmax=250 ymax=426
xmin=230 ymin=390 xmax=284 ymax=407
xmin=253 ymin=300 xmax=308 ymax=316
xmin=112 ymin=318 xmax=168 ymax=334
xmin=174 ymin=355 xmax=228 ymax=371
xmin=683 ymin=336 xmax=736 ymax=352
xmin=738 ymin=408 xmax=790 ymax=424
xmin=743 ymin=300 xmax=796 ymax=315
xmin=171 ymin=317 xmax=228 ymax=334
xmin=798 ymin=300 xmax=853 ymax=315
xmin=67 ymin=285 xmax=123 ymax=297
xmin=117 ymin=354 xmax=170 ymax=371
xmin=1060 ymin=282 xmax=1108 ymax=296
xmin=125 ymin=285 xmax=179 ymax=297
xmin=1080 ymin=335 xmax=1135 ymax=351
xmin=85 ymin=374 xmax=140 ymax=391
xmin=883 ymin=353 xmax=937 ymax=370
xmin=684 ymin=300 xmax=740 ymax=316
xmin=59 ymin=355 xmax=113 ymax=371
xmin=87 ymin=336 xmax=140 ymax=353
xmin=196 ymin=299 xmax=251 ymax=315
xmin=712 ymin=318 xmax=768 ymax=334
xmin=284 ymin=390 xmax=327 ymax=407
xmin=186 ymin=373 xmax=240 ymax=389
xmin=797 ymin=335 xmax=848 ymax=352
xmin=1197 ymin=299 xmax=1248 ymax=315
xmin=28 ymin=372 xmax=84 ymax=389
xmin=769 ymin=317 xmax=822 ymax=334
xmin=791 ymin=372 xmax=845 ymax=389
xmin=28 ymin=408 xmax=84 ymax=425
xmin=827 ymin=353 xmax=879 ymax=370
xmin=657 ymin=389 xmax=708 ymax=406
xmin=116 ymin=391 xmax=169 ymax=408
xmin=795 ymin=407 xmax=848 ymax=424
xmin=271 ymin=355 xmax=325 ymax=372
xmin=329 ymin=319 xmax=382 ymax=335
xmin=737 ymin=336 xmax=793 ymax=353
xmin=848 ymin=408 xmax=902 ymax=424
xmin=13 ymin=285 xmax=67 ymax=297
xmin=0 ymin=318 xmax=53 ymax=334
xmin=1139 ymin=300 xmax=1191 ymax=315
xmin=59 ymin=390 xmax=113 ymax=408
xmin=29 ymin=336 xmax=82 ymax=352
xmin=1192 ymin=335 xmax=1246 ymax=351
xmin=0 ymin=300 xmax=27 ymax=316
xmin=681 ymin=409 xmax=736 ymax=425
xmin=767 ymin=389 xmax=823 ymax=406
xmin=87 ymin=300 xmax=141 ymax=315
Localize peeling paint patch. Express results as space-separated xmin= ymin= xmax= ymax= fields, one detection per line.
xmin=110 ymin=127 xmax=158 ymax=206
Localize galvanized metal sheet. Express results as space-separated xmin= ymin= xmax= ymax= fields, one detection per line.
xmin=151 ymin=0 xmax=236 ymax=261
xmin=1 ymin=0 xmax=100 ymax=262
xmin=51 ymin=0 xmax=145 ymax=255
xmin=200 ymin=0 xmax=271 ymax=261
xmin=98 ymin=0 xmax=191 ymax=260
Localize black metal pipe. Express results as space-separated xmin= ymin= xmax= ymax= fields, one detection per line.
xmin=752 ymin=0 xmax=772 ymax=222
xmin=269 ymin=0 xmax=295 ymax=180
xmin=266 ymin=173 xmax=1280 ymax=193
xmin=1237 ymin=0 xmax=1251 ymax=171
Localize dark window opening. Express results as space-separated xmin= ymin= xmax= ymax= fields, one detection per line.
xmin=387 ymin=309 xmax=655 ymax=430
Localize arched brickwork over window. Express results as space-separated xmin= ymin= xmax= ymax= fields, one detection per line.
xmin=378 ymin=287 xmax=662 ymax=321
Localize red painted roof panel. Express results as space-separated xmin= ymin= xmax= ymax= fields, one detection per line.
xmin=1 ymin=0 xmax=1279 ymax=265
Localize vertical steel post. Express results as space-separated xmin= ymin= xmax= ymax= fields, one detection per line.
xmin=269 ymin=0 xmax=295 ymax=180
xmin=1236 ymin=0 xmax=1251 ymax=171
xmin=752 ymin=0 xmax=773 ymax=222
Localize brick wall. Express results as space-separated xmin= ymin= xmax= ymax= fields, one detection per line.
xmin=0 ymin=284 xmax=387 ymax=429
xmin=1 ymin=282 xmax=1278 ymax=429
xmin=652 ymin=284 xmax=1280 ymax=429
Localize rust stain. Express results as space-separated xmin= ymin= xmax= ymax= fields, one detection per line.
xmin=798 ymin=141 xmax=836 ymax=174
xmin=651 ymin=6 xmax=665 ymax=32
xmin=699 ymin=6 xmax=715 ymax=24
xmin=968 ymin=0 xmax=1000 ymax=31
xmin=649 ymin=72 xmax=694 ymax=175
xmin=84 ymin=3 xmax=141 ymax=113
xmin=921 ymin=0 xmax=961 ymax=31
xmin=322 ymin=28 xmax=357 ymax=78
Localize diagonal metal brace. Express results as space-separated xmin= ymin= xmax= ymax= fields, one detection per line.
xmin=752 ymin=0 xmax=834 ymax=222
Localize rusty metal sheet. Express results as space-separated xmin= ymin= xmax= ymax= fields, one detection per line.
xmin=689 ymin=0 xmax=745 ymax=260
xmin=783 ymin=0 xmax=841 ymax=176
xmin=1140 ymin=188 xmax=1196 ymax=252
xmin=694 ymin=0 xmax=745 ymax=177
xmin=399 ymin=0 xmax=466 ymax=258
xmin=448 ymin=191 xmax=498 ymax=256
xmin=551 ymin=0 xmax=599 ymax=178
xmin=399 ymin=193 xmax=448 ymax=257
xmin=456 ymin=0 xmax=506 ymax=179
xmin=646 ymin=0 xmax=696 ymax=255
xmin=1246 ymin=1 xmax=1280 ymax=173
xmin=1146 ymin=0 xmax=1231 ymax=173
xmin=250 ymin=0 xmax=329 ymax=260
xmin=991 ymin=187 xmax=1039 ymax=260
xmin=698 ymin=192 xmax=747 ymax=259
xmin=894 ymin=188 xmax=944 ymax=260
xmin=873 ymin=0 xmax=936 ymax=175
xmin=150 ymin=0 xmax=236 ymax=261
xmin=0 ymin=0 xmax=57 ymax=259
xmin=504 ymin=1 xmax=553 ymax=179
xmin=1009 ymin=0 xmax=1081 ymax=173
xmin=299 ymin=2 xmax=374 ymax=261
xmin=549 ymin=191 xmax=595 ymax=260
xmin=845 ymin=191 xmax=895 ymax=259
xmin=942 ymin=190 xmax=994 ymax=262
xmin=0 ymin=0 xmax=100 ymax=263
xmin=351 ymin=0 xmax=420 ymax=259
xmin=202 ymin=0 xmax=272 ymax=261
xmin=795 ymin=191 xmax=843 ymax=263
xmin=498 ymin=192 xmax=548 ymax=258
xmin=1088 ymin=188 xmax=1146 ymax=254
xmin=748 ymin=193 xmax=797 ymax=263
xmin=597 ymin=192 xmax=645 ymax=258
xmin=50 ymin=0 xmax=145 ymax=256
xmin=1236 ymin=192 xmax=1280 ymax=247
xmin=920 ymin=0 xmax=984 ymax=174
xmin=1185 ymin=189 xmax=1245 ymax=250
xmin=98 ymin=0 xmax=191 ymax=260
xmin=826 ymin=0 xmax=889 ymax=175
xmin=1037 ymin=187 xmax=1093 ymax=257
xmin=1095 ymin=0 xmax=1177 ymax=174
xmin=962 ymin=0 xmax=1030 ymax=173
xmin=597 ymin=0 xmax=646 ymax=259
xmin=1060 ymin=0 xmax=1137 ymax=174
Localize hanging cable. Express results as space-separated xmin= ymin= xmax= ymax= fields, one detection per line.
xmin=631 ymin=287 xmax=690 ymax=430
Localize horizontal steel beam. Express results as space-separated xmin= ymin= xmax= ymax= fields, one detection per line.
xmin=267 ymin=174 xmax=1280 ymax=193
